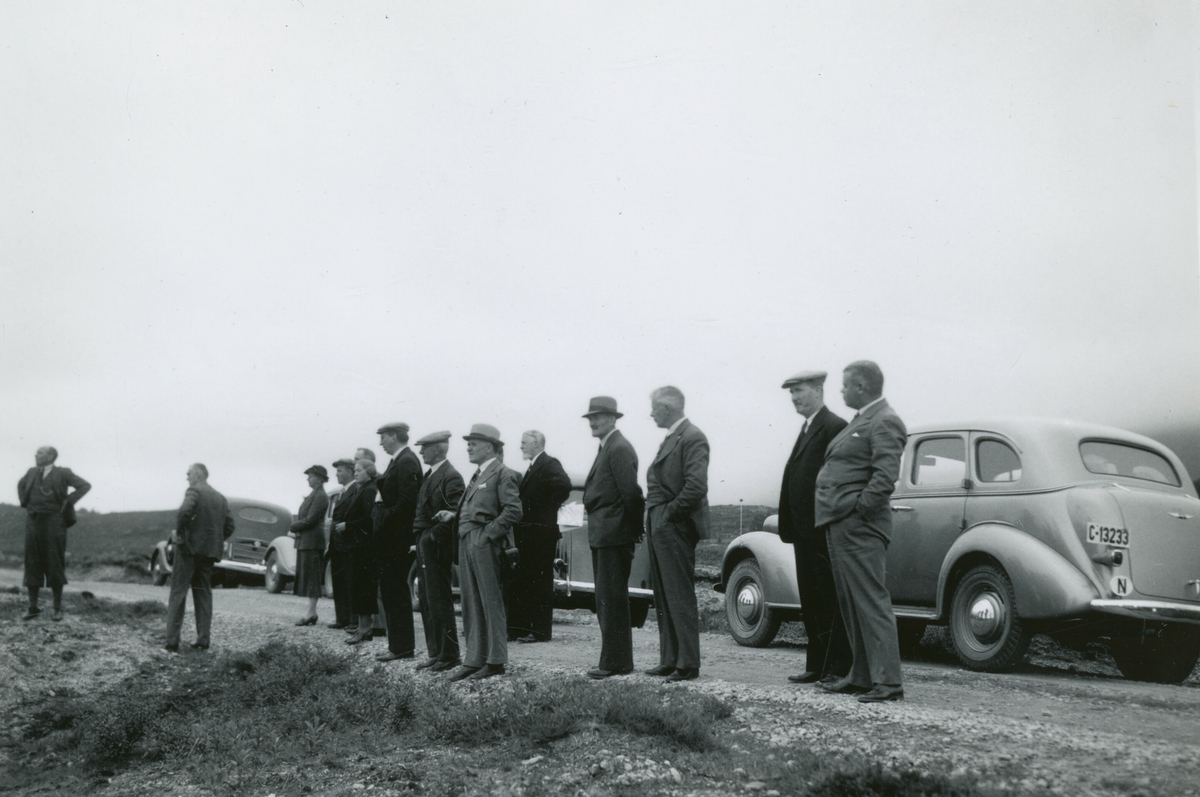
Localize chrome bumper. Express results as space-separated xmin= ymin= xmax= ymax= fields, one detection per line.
xmin=1090 ymin=599 xmax=1200 ymax=626
xmin=216 ymin=560 xmax=267 ymax=575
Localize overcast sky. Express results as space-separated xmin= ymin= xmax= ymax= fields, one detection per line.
xmin=2 ymin=2 xmax=1198 ymax=513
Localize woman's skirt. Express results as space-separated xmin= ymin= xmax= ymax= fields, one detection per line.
xmin=294 ymin=549 xmax=324 ymax=599
xmin=348 ymin=547 xmax=378 ymax=615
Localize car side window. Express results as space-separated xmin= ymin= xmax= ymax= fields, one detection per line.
xmin=912 ymin=436 xmax=966 ymax=486
xmin=976 ymin=439 xmax=1022 ymax=483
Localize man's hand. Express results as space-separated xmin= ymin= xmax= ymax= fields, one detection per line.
xmin=169 ymin=530 xmax=182 ymax=545
xmin=334 ymin=522 xmax=346 ymax=532
xmin=434 ymin=510 xmax=456 ymax=524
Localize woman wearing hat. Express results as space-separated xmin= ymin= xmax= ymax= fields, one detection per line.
xmin=290 ymin=465 xmax=331 ymax=626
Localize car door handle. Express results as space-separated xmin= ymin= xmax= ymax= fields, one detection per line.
xmin=891 ymin=505 xmax=914 ymax=512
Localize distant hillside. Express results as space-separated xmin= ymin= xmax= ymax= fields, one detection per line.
xmin=0 ymin=503 xmax=177 ymax=565
xmin=708 ymin=504 xmax=776 ymax=543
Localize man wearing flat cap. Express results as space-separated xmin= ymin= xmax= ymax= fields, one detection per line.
xmin=444 ymin=424 xmax=522 ymax=681
xmin=412 ymin=431 xmax=466 ymax=672
xmin=373 ymin=422 xmax=423 ymax=662
xmin=17 ymin=446 xmax=91 ymax=621
xmin=582 ymin=397 xmax=644 ymax=679
xmin=778 ymin=370 xmax=851 ymax=685
xmin=325 ymin=458 xmax=358 ymax=629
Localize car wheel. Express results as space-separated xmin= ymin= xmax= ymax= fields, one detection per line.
xmin=408 ymin=559 xmax=422 ymax=613
xmin=151 ymin=553 xmax=169 ymax=586
xmin=725 ymin=558 xmax=782 ymax=647
xmin=896 ymin=619 xmax=927 ymax=655
xmin=949 ymin=564 xmax=1032 ymax=671
xmin=1110 ymin=621 xmax=1200 ymax=684
xmin=264 ymin=552 xmax=284 ymax=594
xmin=630 ymin=599 xmax=650 ymax=629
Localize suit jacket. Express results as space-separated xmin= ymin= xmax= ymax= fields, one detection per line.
xmin=340 ymin=481 xmax=377 ymax=550
xmin=374 ymin=447 xmax=423 ymax=548
xmin=814 ymin=398 xmax=907 ymax=533
xmin=18 ymin=466 xmax=91 ymax=517
xmin=456 ymin=458 xmax=523 ymax=542
xmin=328 ymin=484 xmax=355 ymax=552
xmin=518 ymin=452 xmax=573 ymax=537
xmin=583 ymin=430 xmax=645 ymax=548
xmin=778 ymin=406 xmax=848 ymax=543
xmin=290 ymin=486 xmax=330 ymax=551
xmin=176 ymin=482 xmax=236 ymax=560
xmin=646 ymin=419 xmax=710 ymax=540
xmin=413 ymin=461 xmax=466 ymax=543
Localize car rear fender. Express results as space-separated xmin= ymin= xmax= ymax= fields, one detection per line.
xmin=267 ymin=535 xmax=298 ymax=577
xmin=937 ymin=523 xmax=1099 ymax=621
xmin=719 ymin=532 xmax=799 ymax=606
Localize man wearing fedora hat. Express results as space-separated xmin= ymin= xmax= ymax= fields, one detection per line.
xmin=778 ymin=370 xmax=851 ymax=685
xmin=582 ymin=397 xmax=644 ymax=679
xmin=373 ymin=422 xmax=423 ymax=662
xmin=412 ymin=431 xmax=466 ymax=672
xmin=290 ymin=465 xmax=331 ymax=626
xmin=442 ymin=424 xmax=522 ymax=681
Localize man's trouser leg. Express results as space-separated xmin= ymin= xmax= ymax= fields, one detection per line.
xmin=418 ymin=532 xmax=460 ymax=662
xmin=165 ymin=551 xmax=196 ymax=647
xmin=329 ymin=549 xmax=353 ymax=625
xmin=794 ymin=532 xmax=851 ymax=678
xmin=191 ymin=557 xmax=215 ymax=647
xmin=377 ymin=537 xmax=414 ymax=654
xmin=463 ymin=527 xmax=507 ymax=666
xmin=592 ymin=545 xmax=634 ymax=672
xmin=647 ymin=507 xmax=700 ymax=670
xmin=827 ymin=518 xmax=902 ymax=687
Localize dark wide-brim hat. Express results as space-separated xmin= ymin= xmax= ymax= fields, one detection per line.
xmin=781 ymin=370 xmax=828 ymax=389
xmin=462 ymin=424 xmax=503 ymax=446
xmin=305 ymin=464 xmax=330 ymax=482
xmin=582 ymin=395 xmax=623 ymax=418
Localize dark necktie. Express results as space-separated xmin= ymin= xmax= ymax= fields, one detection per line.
xmin=801 ymin=418 xmax=810 ymax=437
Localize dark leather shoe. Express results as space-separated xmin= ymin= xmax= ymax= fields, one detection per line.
xmin=447 ymin=666 xmax=481 ymax=682
xmin=665 ymin=668 xmax=699 ymax=683
xmin=295 ymin=616 xmax=318 ymax=627
xmin=469 ymin=663 xmax=505 ymax=680
xmin=516 ymin=634 xmax=544 ymax=644
xmin=346 ymin=631 xmax=373 ymax=645
xmin=190 ymin=641 xmax=209 ymax=650
xmin=431 ymin=659 xmax=461 ymax=672
xmin=820 ymin=678 xmax=870 ymax=694
xmin=788 ymin=670 xmax=821 ymax=684
xmin=858 ymin=684 xmax=904 ymax=703
xmin=22 ymin=608 xmax=40 ymax=621
xmin=51 ymin=608 xmax=64 ymax=622
xmin=817 ymin=674 xmax=843 ymax=686
xmin=345 ymin=625 xmax=360 ymax=634
xmin=588 ymin=667 xmax=632 ymax=680
xmin=644 ymin=664 xmax=675 ymax=677
xmin=327 ymin=621 xmax=350 ymax=629
xmin=164 ymin=643 xmax=179 ymax=653
xmin=376 ymin=650 xmax=415 ymax=662
xmin=372 ymin=627 xmax=386 ymax=637
xmin=415 ymin=657 xmax=439 ymax=670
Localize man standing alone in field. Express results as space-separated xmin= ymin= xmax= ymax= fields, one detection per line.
xmin=17 ymin=446 xmax=91 ymax=621
xmin=166 ymin=463 xmax=234 ymax=652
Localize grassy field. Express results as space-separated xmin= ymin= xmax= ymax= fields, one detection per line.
xmin=0 ymin=503 xmax=176 ymax=574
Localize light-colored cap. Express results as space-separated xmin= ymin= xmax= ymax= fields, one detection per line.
xmin=416 ymin=430 xmax=452 ymax=447
xmin=781 ymin=370 xmax=827 ymax=388
xmin=462 ymin=424 xmax=503 ymax=445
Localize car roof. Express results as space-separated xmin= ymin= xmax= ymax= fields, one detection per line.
xmin=904 ymin=416 xmax=1194 ymax=493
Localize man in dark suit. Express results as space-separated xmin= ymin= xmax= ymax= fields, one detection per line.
xmin=412 ymin=431 xmax=466 ymax=672
xmin=373 ymin=422 xmax=423 ymax=662
xmin=17 ymin=446 xmax=91 ymax=622
xmin=165 ymin=463 xmax=235 ymax=652
xmin=778 ymin=370 xmax=851 ymax=685
xmin=445 ymin=424 xmax=523 ymax=681
xmin=582 ymin=396 xmax=645 ymax=679
xmin=508 ymin=430 xmax=573 ymax=643
xmin=644 ymin=386 xmax=709 ymax=683
xmin=326 ymin=458 xmax=358 ymax=629
xmin=815 ymin=360 xmax=907 ymax=703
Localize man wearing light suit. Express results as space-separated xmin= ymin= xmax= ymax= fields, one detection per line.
xmin=815 ymin=361 xmax=907 ymax=702
xmin=778 ymin=371 xmax=851 ymax=685
xmin=644 ymin=386 xmax=709 ymax=683
xmin=444 ymin=424 xmax=523 ymax=682
xmin=582 ymin=396 xmax=645 ymax=679
xmin=412 ymin=431 xmax=466 ymax=672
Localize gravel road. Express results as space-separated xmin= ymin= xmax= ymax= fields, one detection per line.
xmin=3 ymin=569 xmax=1198 ymax=796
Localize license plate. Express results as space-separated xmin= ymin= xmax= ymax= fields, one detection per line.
xmin=1087 ymin=522 xmax=1129 ymax=547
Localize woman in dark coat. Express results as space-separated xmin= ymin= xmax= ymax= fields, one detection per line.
xmin=290 ymin=465 xmax=330 ymax=625
xmin=337 ymin=460 xmax=379 ymax=644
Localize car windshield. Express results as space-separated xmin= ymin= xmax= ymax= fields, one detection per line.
xmin=1079 ymin=441 xmax=1180 ymax=487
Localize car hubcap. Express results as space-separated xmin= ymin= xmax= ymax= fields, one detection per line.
xmin=968 ymin=592 xmax=1005 ymax=642
xmin=736 ymin=583 xmax=762 ymax=626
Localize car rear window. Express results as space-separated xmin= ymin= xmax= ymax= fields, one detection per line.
xmin=1079 ymin=441 xmax=1180 ymax=487
xmin=912 ymin=436 xmax=966 ymax=486
xmin=238 ymin=506 xmax=281 ymax=523
xmin=976 ymin=439 xmax=1022 ymax=483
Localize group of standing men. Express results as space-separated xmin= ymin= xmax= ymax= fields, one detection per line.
xmin=15 ymin=361 xmax=908 ymax=701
